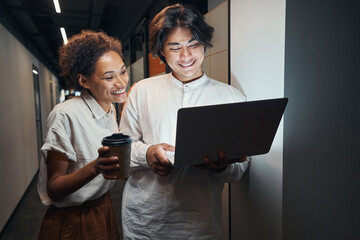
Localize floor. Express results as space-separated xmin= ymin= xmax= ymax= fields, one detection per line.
xmin=0 ymin=173 xmax=126 ymax=240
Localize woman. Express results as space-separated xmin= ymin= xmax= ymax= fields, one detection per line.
xmin=37 ymin=30 xmax=128 ymax=240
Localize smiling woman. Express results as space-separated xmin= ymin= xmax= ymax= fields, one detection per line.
xmin=77 ymin=51 xmax=128 ymax=112
xmin=37 ymin=30 xmax=127 ymax=240
xmin=58 ymin=30 xmax=128 ymax=112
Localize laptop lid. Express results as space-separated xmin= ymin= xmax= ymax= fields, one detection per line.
xmin=171 ymin=97 xmax=288 ymax=167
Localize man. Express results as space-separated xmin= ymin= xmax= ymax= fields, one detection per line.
xmin=120 ymin=4 xmax=250 ymax=239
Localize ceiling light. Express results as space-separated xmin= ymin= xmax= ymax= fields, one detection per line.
xmin=53 ymin=0 xmax=61 ymax=13
xmin=32 ymin=69 xmax=38 ymax=75
xmin=60 ymin=27 xmax=68 ymax=45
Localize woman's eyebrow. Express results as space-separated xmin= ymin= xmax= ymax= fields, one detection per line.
xmin=102 ymin=65 xmax=126 ymax=76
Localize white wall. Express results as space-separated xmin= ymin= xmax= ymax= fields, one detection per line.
xmin=0 ymin=23 xmax=57 ymax=232
xmin=130 ymin=57 xmax=144 ymax=83
xmin=208 ymin=0 xmax=225 ymax=11
xmin=39 ymin=64 xmax=58 ymax=126
xmin=203 ymin=1 xmax=232 ymax=239
xmin=230 ymin=0 xmax=285 ymax=239
xmin=203 ymin=1 xmax=229 ymax=85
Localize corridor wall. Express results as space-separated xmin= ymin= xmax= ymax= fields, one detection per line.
xmin=283 ymin=0 xmax=360 ymax=239
xmin=229 ymin=0 xmax=359 ymax=239
xmin=0 ymin=22 xmax=57 ymax=232
xmin=202 ymin=2 xmax=233 ymax=239
xmin=229 ymin=0 xmax=286 ymax=239
xmin=203 ymin=1 xmax=229 ymax=85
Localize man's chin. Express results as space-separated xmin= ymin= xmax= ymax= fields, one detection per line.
xmin=175 ymin=70 xmax=201 ymax=80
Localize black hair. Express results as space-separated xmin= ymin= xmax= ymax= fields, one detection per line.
xmin=149 ymin=4 xmax=214 ymax=63
xmin=58 ymin=30 xmax=123 ymax=91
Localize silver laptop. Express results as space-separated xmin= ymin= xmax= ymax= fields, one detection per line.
xmin=167 ymin=98 xmax=288 ymax=167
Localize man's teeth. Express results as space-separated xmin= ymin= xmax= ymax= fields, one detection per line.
xmin=112 ymin=89 xmax=125 ymax=94
xmin=180 ymin=61 xmax=194 ymax=67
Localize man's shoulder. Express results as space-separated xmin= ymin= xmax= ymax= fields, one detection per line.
xmin=129 ymin=74 xmax=168 ymax=93
xmin=138 ymin=74 xmax=168 ymax=85
xmin=206 ymin=77 xmax=237 ymax=91
xmin=205 ymin=76 xmax=246 ymax=102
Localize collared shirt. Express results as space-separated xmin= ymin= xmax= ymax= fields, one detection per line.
xmin=120 ymin=73 xmax=250 ymax=239
xmin=37 ymin=90 xmax=119 ymax=208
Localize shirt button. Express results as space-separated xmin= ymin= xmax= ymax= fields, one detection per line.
xmin=106 ymin=121 xmax=110 ymax=124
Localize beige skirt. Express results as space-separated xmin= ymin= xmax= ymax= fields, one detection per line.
xmin=38 ymin=192 xmax=120 ymax=240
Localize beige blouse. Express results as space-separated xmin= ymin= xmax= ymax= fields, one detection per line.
xmin=37 ymin=90 xmax=119 ymax=207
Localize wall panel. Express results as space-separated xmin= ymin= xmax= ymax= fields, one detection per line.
xmin=283 ymin=0 xmax=360 ymax=239
xmin=0 ymin=23 xmax=57 ymax=232
xmin=230 ymin=0 xmax=286 ymax=239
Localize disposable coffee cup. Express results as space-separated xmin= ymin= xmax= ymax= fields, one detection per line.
xmin=102 ymin=133 xmax=132 ymax=179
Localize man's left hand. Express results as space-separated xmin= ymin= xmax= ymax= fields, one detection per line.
xmin=192 ymin=152 xmax=247 ymax=173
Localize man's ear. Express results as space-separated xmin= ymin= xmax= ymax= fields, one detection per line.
xmin=159 ymin=50 xmax=165 ymax=59
xmin=78 ymin=74 xmax=90 ymax=89
xmin=158 ymin=51 xmax=167 ymax=65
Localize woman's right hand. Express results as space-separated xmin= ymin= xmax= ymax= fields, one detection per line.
xmin=95 ymin=146 xmax=120 ymax=179
xmin=47 ymin=148 xmax=119 ymax=200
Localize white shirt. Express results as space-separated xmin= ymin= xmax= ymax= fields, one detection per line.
xmin=120 ymin=73 xmax=250 ymax=239
xmin=37 ymin=90 xmax=119 ymax=208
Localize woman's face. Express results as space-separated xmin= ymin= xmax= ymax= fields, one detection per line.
xmin=79 ymin=51 xmax=129 ymax=113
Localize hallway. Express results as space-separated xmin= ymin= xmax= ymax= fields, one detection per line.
xmin=0 ymin=174 xmax=125 ymax=240
xmin=0 ymin=0 xmax=359 ymax=239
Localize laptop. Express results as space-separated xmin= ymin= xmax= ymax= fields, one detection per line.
xmin=166 ymin=97 xmax=288 ymax=167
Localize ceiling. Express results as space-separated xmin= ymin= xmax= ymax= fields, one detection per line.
xmin=0 ymin=0 xmax=209 ymax=89
xmin=0 ymin=0 xmax=158 ymax=76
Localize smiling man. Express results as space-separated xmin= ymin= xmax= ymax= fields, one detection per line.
xmin=119 ymin=4 xmax=250 ymax=240
xmin=162 ymin=27 xmax=204 ymax=83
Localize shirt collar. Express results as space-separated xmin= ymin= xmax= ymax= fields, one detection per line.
xmin=81 ymin=89 xmax=114 ymax=119
xmin=168 ymin=72 xmax=208 ymax=90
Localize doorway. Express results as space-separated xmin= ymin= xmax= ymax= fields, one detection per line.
xmin=32 ymin=65 xmax=43 ymax=163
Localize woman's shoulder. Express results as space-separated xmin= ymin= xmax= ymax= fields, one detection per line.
xmin=45 ymin=97 xmax=90 ymax=134
xmin=48 ymin=97 xmax=85 ymax=120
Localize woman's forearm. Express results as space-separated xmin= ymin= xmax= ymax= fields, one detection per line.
xmin=47 ymin=160 xmax=99 ymax=200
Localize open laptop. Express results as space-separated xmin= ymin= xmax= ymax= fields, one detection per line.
xmin=166 ymin=98 xmax=288 ymax=167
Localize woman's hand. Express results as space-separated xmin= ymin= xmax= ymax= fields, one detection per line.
xmin=94 ymin=146 xmax=120 ymax=179
xmin=46 ymin=147 xmax=120 ymax=201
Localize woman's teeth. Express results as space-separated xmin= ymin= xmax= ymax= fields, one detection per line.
xmin=112 ymin=89 xmax=125 ymax=94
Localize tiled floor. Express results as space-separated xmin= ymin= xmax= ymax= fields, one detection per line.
xmin=0 ymin=173 xmax=126 ymax=240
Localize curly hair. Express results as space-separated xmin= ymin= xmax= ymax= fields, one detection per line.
xmin=149 ymin=4 xmax=214 ymax=63
xmin=58 ymin=30 xmax=123 ymax=90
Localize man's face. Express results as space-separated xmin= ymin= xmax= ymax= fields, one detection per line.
xmin=162 ymin=27 xmax=205 ymax=83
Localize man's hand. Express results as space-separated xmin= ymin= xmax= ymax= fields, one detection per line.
xmin=146 ymin=143 xmax=175 ymax=176
xmin=203 ymin=151 xmax=228 ymax=172
xmin=193 ymin=151 xmax=247 ymax=173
